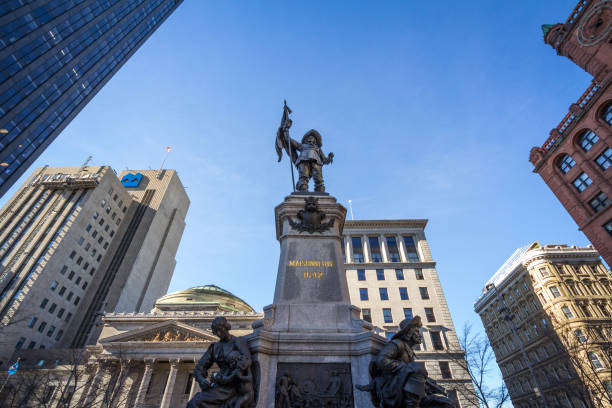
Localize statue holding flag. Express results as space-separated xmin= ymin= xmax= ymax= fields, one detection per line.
xmin=275 ymin=101 xmax=334 ymax=193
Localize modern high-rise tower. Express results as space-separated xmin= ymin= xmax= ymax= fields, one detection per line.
xmin=0 ymin=0 xmax=184 ymax=197
xmin=0 ymin=165 xmax=189 ymax=363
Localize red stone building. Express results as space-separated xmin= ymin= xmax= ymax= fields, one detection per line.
xmin=530 ymin=0 xmax=612 ymax=266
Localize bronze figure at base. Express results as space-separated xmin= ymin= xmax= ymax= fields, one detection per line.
xmin=356 ymin=316 xmax=457 ymax=408
xmin=187 ymin=317 xmax=256 ymax=408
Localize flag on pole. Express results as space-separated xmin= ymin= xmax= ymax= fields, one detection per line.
xmin=8 ymin=361 xmax=18 ymax=375
xmin=166 ymin=146 xmax=171 ymax=153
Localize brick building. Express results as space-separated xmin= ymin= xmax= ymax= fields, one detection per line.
xmin=529 ymin=0 xmax=612 ymax=266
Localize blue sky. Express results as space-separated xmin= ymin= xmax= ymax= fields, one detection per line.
xmin=0 ymin=0 xmax=594 ymax=366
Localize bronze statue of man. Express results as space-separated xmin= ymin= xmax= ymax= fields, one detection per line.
xmin=357 ymin=316 xmax=456 ymax=408
xmin=187 ymin=316 xmax=254 ymax=408
xmin=276 ymin=102 xmax=334 ymax=192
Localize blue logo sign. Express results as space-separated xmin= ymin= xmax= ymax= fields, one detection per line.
xmin=121 ymin=172 xmax=143 ymax=188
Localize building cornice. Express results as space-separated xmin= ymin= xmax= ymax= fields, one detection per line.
xmin=344 ymin=219 xmax=428 ymax=230
xmin=344 ymin=261 xmax=436 ymax=269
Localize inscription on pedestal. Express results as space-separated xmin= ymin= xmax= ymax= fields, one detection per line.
xmin=275 ymin=363 xmax=354 ymax=407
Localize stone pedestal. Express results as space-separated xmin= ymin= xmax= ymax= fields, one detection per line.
xmin=249 ymin=193 xmax=384 ymax=407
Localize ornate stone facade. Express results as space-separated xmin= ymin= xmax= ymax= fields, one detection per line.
xmin=531 ymin=0 xmax=612 ymax=266
xmin=0 ymin=285 xmax=262 ymax=408
xmin=475 ymin=243 xmax=612 ymax=408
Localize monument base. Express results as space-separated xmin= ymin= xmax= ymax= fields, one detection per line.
xmin=248 ymin=323 xmax=385 ymax=407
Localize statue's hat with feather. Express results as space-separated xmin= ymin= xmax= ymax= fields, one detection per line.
xmin=301 ymin=129 xmax=322 ymax=147
xmin=391 ymin=315 xmax=422 ymax=340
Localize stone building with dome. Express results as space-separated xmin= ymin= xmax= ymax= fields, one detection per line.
xmin=1 ymin=285 xmax=262 ymax=408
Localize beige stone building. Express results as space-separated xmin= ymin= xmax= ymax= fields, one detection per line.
xmin=0 ymin=166 xmax=189 ymax=364
xmin=0 ymin=284 xmax=261 ymax=408
xmin=342 ymin=219 xmax=475 ymax=407
xmin=474 ymin=243 xmax=612 ymax=408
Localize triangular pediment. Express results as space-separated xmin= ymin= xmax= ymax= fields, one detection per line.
xmin=101 ymin=320 xmax=217 ymax=343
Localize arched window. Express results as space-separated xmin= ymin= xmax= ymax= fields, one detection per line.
xmin=578 ymin=130 xmax=599 ymax=151
xmin=601 ymin=102 xmax=612 ymax=125
xmin=557 ymin=154 xmax=576 ymax=174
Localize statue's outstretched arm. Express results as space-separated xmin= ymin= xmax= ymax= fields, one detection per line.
xmin=322 ymin=150 xmax=334 ymax=165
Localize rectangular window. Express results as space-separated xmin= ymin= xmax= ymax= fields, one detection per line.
xmin=75 ymin=277 xmax=81 ymax=285
xmin=419 ymin=287 xmax=430 ymax=300
xmin=362 ymin=308 xmax=372 ymax=323
xmin=429 ymin=331 xmax=444 ymax=350
xmin=439 ymin=362 xmax=452 ymax=379
xmin=50 ymin=281 xmax=58 ymax=291
xmin=77 ymin=237 xmax=84 ymax=245
xmin=415 ymin=268 xmax=424 ymax=280
xmin=55 ymin=330 xmax=63 ymax=341
xmin=15 ymin=337 xmax=26 ymax=350
xmin=69 ymin=251 xmax=76 ymax=259
xmin=379 ymin=288 xmax=389 ymax=300
xmin=395 ymin=269 xmax=404 ymax=280
xmin=28 ymin=341 xmax=36 ymax=349
xmin=357 ymin=269 xmax=365 ymax=281
xmin=399 ymin=287 xmax=409 ymax=300
xmin=605 ymin=219 xmax=612 ymax=237
xmin=92 ymin=230 xmax=97 ymax=238
xmin=58 ymin=286 xmax=66 ymax=296
xmin=28 ymin=317 xmax=37 ymax=328
xmin=85 ymin=224 xmax=92 ymax=232
xmin=376 ymin=269 xmax=385 ymax=280
xmin=588 ymin=352 xmax=604 ymax=370
xmin=425 ymin=307 xmax=436 ymax=322
xmin=403 ymin=308 xmax=413 ymax=319
xmin=76 ymin=256 xmax=82 ymax=265
xmin=84 ymin=243 xmax=91 ymax=251
xmin=402 ymin=236 xmax=420 ymax=262
xmin=383 ymin=308 xmax=393 ymax=323
xmin=67 ymin=292 xmax=73 ymax=301
xmin=47 ymin=326 xmax=55 ymax=337
xmin=561 ymin=306 xmax=574 ymax=319
xmin=596 ymin=147 xmax=612 ymax=170
xmin=93 ymin=211 xmax=99 ymax=219
xmin=74 ymin=296 xmax=80 ymax=306
xmin=60 ymin=265 xmax=67 ymax=275
xmin=65 ymin=313 xmax=72 ymax=322
xmin=589 ymin=192 xmax=610 ymax=213
xmin=549 ymin=286 xmax=561 ymax=298
xmin=68 ymin=271 xmax=74 ymax=280
xmin=359 ymin=288 xmax=368 ymax=301
xmin=369 ymin=237 xmax=382 ymax=262
xmin=573 ymin=172 xmax=593 ymax=192
xmin=40 ymin=298 xmax=48 ymax=308
xmin=57 ymin=308 xmax=64 ymax=319
xmin=352 ymin=237 xmax=364 ymax=263
xmin=38 ymin=322 xmax=46 ymax=333
xmin=386 ymin=236 xmax=400 ymax=262
xmin=48 ymin=303 xmax=56 ymax=314
xmin=539 ymin=267 xmax=549 ymax=278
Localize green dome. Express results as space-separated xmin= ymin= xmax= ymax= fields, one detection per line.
xmin=155 ymin=285 xmax=255 ymax=313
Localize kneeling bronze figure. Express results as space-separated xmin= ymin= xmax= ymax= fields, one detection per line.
xmin=356 ymin=316 xmax=457 ymax=408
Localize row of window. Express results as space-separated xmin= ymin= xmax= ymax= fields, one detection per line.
xmin=362 ymin=306 xmax=436 ymax=324
xmin=344 ymin=235 xmax=420 ymax=263
xmin=357 ymin=268 xmax=424 ymax=281
xmin=359 ymin=286 xmax=430 ymax=301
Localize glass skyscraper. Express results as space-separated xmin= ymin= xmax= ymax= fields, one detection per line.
xmin=0 ymin=0 xmax=183 ymax=197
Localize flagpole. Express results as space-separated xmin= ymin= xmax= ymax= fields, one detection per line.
xmin=0 ymin=358 xmax=20 ymax=394
xmin=159 ymin=147 xmax=171 ymax=171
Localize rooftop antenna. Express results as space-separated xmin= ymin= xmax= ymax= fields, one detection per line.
xmin=157 ymin=146 xmax=171 ymax=179
xmin=348 ymin=200 xmax=354 ymax=220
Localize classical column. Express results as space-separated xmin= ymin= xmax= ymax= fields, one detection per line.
xmin=82 ymin=361 xmax=105 ymax=406
xmin=160 ymin=359 xmax=180 ymax=408
xmin=397 ymin=234 xmax=408 ymax=262
xmin=362 ymin=235 xmax=370 ymax=263
xmin=345 ymin=236 xmax=353 ymax=263
xmin=188 ymin=376 xmax=199 ymax=400
xmin=379 ymin=234 xmax=389 ymax=263
xmin=134 ymin=359 xmax=155 ymax=408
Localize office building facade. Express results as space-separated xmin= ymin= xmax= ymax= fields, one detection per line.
xmin=0 ymin=165 xmax=189 ymax=363
xmin=475 ymin=243 xmax=612 ymax=408
xmin=530 ymin=0 xmax=612 ymax=266
xmin=0 ymin=0 xmax=183 ymax=197
xmin=342 ymin=219 xmax=474 ymax=407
